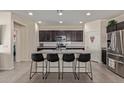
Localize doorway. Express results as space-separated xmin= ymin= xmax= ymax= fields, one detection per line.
xmin=13 ymin=22 xmax=25 ymax=63
xmin=85 ymin=31 xmax=101 ymax=63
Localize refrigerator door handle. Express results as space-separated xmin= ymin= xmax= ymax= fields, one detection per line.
xmin=120 ymin=30 xmax=123 ymax=55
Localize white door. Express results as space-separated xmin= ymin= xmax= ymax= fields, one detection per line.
xmin=14 ymin=23 xmax=25 ymax=62
xmin=14 ymin=28 xmax=22 ymax=62
xmin=85 ymin=31 xmax=101 ymax=62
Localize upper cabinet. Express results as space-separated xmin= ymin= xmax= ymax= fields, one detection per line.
xmin=39 ymin=31 xmax=51 ymax=41
xmin=117 ymin=21 xmax=124 ymax=31
xmin=71 ymin=31 xmax=76 ymax=41
xmin=107 ymin=21 xmax=124 ymax=33
xmin=39 ymin=30 xmax=83 ymax=42
xmin=76 ymin=31 xmax=83 ymax=41
xmin=107 ymin=25 xmax=117 ymax=33
xmin=66 ymin=31 xmax=72 ymax=41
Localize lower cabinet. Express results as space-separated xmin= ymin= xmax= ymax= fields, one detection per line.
xmin=116 ymin=63 xmax=124 ymax=77
xmin=102 ymin=49 xmax=106 ymax=64
xmin=107 ymin=57 xmax=124 ymax=78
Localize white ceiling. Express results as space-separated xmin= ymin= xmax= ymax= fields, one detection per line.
xmin=11 ymin=10 xmax=124 ymax=26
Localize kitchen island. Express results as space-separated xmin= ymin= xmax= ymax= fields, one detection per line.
xmin=35 ymin=49 xmax=90 ymax=72
xmin=37 ymin=46 xmax=85 ymax=51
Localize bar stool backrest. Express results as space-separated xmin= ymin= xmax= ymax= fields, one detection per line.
xmin=78 ymin=53 xmax=91 ymax=62
xmin=31 ymin=53 xmax=44 ymax=62
xmin=47 ymin=54 xmax=59 ymax=62
xmin=63 ymin=53 xmax=75 ymax=62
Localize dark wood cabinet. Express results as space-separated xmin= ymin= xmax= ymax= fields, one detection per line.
xmin=76 ymin=31 xmax=83 ymax=41
xmin=39 ymin=31 xmax=45 ymax=42
xmin=66 ymin=31 xmax=71 ymax=41
xmin=107 ymin=21 xmax=124 ymax=33
xmin=117 ymin=21 xmax=124 ymax=30
xmin=71 ymin=31 xmax=76 ymax=41
xmin=51 ymin=31 xmax=56 ymax=41
xmin=39 ymin=30 xmax=83 ymax=42
xmin=45 ymin=31 xmax=51 ymax=41
xmin=107 ymin=25 xmax=117 ymax=33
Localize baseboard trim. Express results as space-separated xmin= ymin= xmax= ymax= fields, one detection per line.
xmin=16 ymin=60 xmax=32 ymax=63
xmin=0 ymin=66 xmax=14 ymax=70
xmin=91 ymin=60 xmax=102 ymax=63
xmin=91 ymin=60 xmax=98 ymax=63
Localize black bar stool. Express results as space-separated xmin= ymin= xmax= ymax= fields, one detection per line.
xmin=30 ymin=53 xmax=45 ymax=80
xmin=62 ymin=53 xmax=77 ymax=79
xmin=45 ymin=54 xmax=60 ymax=79
xmin=77 ymin=53 xmax=93 ymax=80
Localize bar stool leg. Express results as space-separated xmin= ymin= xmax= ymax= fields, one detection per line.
xmin=29 ymin=61 xmax=33 ymax=80
xmin=72 ymin=61 xmax=76 ymax=79
xmin=35 ymin=62 xmax=37 ymax=73
xmin=90 ymin=61 xmax=93 ymax=80
xmin=42 ymin=61 xmax=44 ymax=79
xmin=74 ymin=60 xmax=79 ymax=80
xmin=86 ymin=61 xmax=93 ymax=80
xmin=45 ymin=61 xmax=50 ymax=79
xmin=44 ymin=60 xmax=48 ymax=79
xmin=49 ymin=61 xmax=50 ymax=72
xmin=44 ymin=61 xmax=48 ymax=79
xmin=78 ymin=61 xmax=80 ymax=79
xmin=58 ymin=61 xmax=60 ymax=79
xmin=85 ymin=62 xmax=87 ymax=72
xmin=62 ymin=61 xmax=63 ymax=79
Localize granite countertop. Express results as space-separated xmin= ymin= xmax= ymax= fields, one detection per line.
xmin=37 ymin=46 xmax=56 ymax=48
xmin=37 ymin=46 xmax=84 ymax=48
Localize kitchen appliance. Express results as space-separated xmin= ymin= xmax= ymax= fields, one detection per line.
xmin=107 ymin=25 xmax=124 ymax=77
xmin=56 ymin=36 xmax=67 ymax=49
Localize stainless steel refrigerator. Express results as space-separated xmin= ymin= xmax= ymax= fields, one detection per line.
xmin=107 ymin=30 xmax=124 ymax=77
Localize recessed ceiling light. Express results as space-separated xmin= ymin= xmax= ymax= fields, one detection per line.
xmin=28 ymin=12 xmax=33 ymax=16
xmin=38 ymin=21 xmax=42 ymax=24
xmin=86 ymin=12 xmax=91 ymax=16
xmin=59 ymin=12 xmax=63 ymax=16
xmin=59 ymin=21 xmax=63 ymax=24
xmin=80 ymin=21 xmax=83 ymax=24
xmin=57 ymin=10 xmax=63 ymax=16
